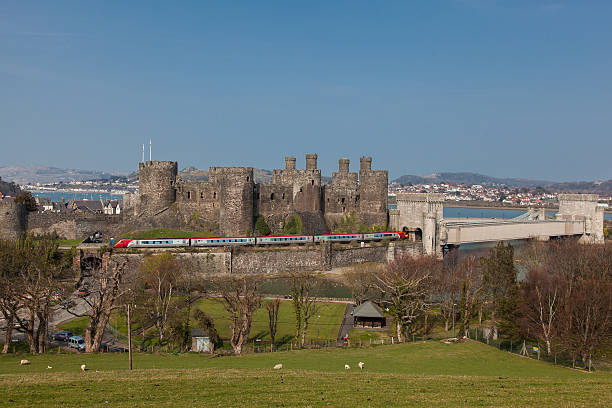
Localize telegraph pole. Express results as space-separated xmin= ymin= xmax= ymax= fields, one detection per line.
xmin=127 ymin=303 xmax=133 ymax=370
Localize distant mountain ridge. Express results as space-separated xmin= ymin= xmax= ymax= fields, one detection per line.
xmin=393 ymin=172 xmax=612 ymax=194
xmin=0 ymin=166 xmax=131 ymax=185
xmin=393 ymin=172 xmax=553 ymax=187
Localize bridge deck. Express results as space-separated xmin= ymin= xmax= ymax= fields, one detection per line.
xmin=443 ymin=218 xmax=585 ymax=245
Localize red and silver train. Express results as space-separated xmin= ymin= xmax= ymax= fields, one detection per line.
xmin=114 ymin=232 xmax=407 ymax=249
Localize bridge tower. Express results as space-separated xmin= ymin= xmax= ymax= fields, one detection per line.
xmin=393 ymin=193 xmax=444 ymax=257
xmin=556 ymin=194 xmax=604 ymax=243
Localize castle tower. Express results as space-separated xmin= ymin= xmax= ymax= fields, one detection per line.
xmin=358 ymin=156 xmax=388 ymax=226
xmin=210 ymin=167 xmax=254 ymax=236
xmin=138 ymin=161 xmax=178 ymax=214
xmin=0 ymin=201 xmax=27 ymax=240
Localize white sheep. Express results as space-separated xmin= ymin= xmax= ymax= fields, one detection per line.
xmin=20 ymin=359 xmax=30 ymax=365
xmin=358 ymin=361 xmax=364 ymax=370
xmin=47 ymin=366 xmax=53 ymax=369
xmin=344 ymin=364 xmax=350 ymax=370
xmin=80 ymin=364 xmax=87 ymax=372
xmin=273 ymin=364 xmax=283 ymax=370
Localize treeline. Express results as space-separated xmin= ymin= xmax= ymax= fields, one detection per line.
xmin=343 ymin=240 xmax=612 ymax=366
xmin=0 ymin=238 xmax=327 ymax=356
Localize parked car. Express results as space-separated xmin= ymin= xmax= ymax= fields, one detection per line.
xmin=68 ymin=335 xmax=86 ymax=351
xmin=13 ymin=318 xmax=28 ymax=329
xmin=52 ymin=331 xmax=73 ymax=342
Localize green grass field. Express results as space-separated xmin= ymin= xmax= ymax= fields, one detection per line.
xmin=193 ymin=298 xmax=346 ymax=342
xmin=59 ymin=299 xmax=347 ymax=345
xmin=0 ymin=341 xmax=610 ymax=407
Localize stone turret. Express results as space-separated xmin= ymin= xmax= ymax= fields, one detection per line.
xmin=359 ymin=156 xmax=372 ymax=172
xmin=306 ymin=154 xmax=318 ymax=171
xmin=284 ymin=156 xmax=296 ymax=170
xmin=338 ymin=158 xmax=350 ymax=173
xmin=138 ymin=161 xmax=178 ymax=215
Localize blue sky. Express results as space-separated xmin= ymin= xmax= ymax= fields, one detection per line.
xmin=1 ymin=1 xmax=611 ymax=181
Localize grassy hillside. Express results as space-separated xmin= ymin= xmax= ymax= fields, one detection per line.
xmin=59 ymin=299 xmax=347 ymax=345
xmin=194 ymin=298 xmax=346 ymax=342
xmin=0 ymin=341 xmax=610 ymax=407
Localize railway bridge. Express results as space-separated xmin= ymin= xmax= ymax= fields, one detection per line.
xmin=390 ymin=193 xmax=605 ymax=257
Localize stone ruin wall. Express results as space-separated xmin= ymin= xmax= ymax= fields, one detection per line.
xmin=104 ymin=241 xmax=423 ymax=277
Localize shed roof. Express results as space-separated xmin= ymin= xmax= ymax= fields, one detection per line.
xmin=191 ymin=328 xmax=209 ymax=337
xmin=353 ymin=301 xmax=384 ymax=318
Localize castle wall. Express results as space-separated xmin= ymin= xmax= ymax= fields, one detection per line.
xmin=256 ymin=184 xmax=293 ymax=216
xmin=109 ymin=241 xmax=423 ymax=277
xmin=175 ymin=180 xmax=220 ymax=226
xmin=27 ymin=212 xmax=126 ymax=240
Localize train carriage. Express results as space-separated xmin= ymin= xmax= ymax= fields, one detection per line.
xmin=191 ymin=237 xmax=255 ymax=247
xmin=362 ymin=232 xmax=405 ymax=241
xmin=115 ymin=238 xmax=190 ymax=248
xmin=313 ymin=233 xmax=363 ymax=243
xmin=255 ymin=235 xmax=314 ymax=245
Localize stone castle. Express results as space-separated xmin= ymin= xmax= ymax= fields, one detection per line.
xmin=125 ymin=154 xmax=388 ymax=236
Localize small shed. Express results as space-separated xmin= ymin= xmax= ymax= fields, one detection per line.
xmin=191 ymin=329 xmax=214 ymax=353
xmin=353 ymin=301 xmax=386 ymax=328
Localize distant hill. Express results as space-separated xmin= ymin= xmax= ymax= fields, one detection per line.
xmin=393 ymin=172 xmax=612 ymax=194
xmin=544 ymin=180 xmax=612 ymax=194
xmin=0 ymin=166 xmax=131 ymax=185
xmin=393 ymin=172 xmax=552 ymax=188
xmin=0 ymin=176 xmax=20 ymax=197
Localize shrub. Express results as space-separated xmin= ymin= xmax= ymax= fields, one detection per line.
xmin=255 ymin=216 xmax=271 ymax=236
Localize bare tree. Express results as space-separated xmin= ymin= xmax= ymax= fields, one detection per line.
xmin=266 ymin=299 xmax=280 ymax=347
xmin=290 ymin=272 xmax=321 ymax=347
xmin=212 ymin=275 xmax=261 ymax=354
xmin=434 ymin=251 xmax=463 ymax=332
xmin=520 ymin=268 xmax=564 ymax=354
xmin=457 ymin=256 xmax=483 ymax=338
xmin=372 ymin=254 xmax=441 ymax=342
xmin=563 ymin=275 xmax=611 ymax=366
xmin=64 ymin=253 xmax=129 ymax=352
xmin=140 ymin=253 xmax=183 ymax=344
xmin=342 ymin=263 xmax=378 ymax=305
